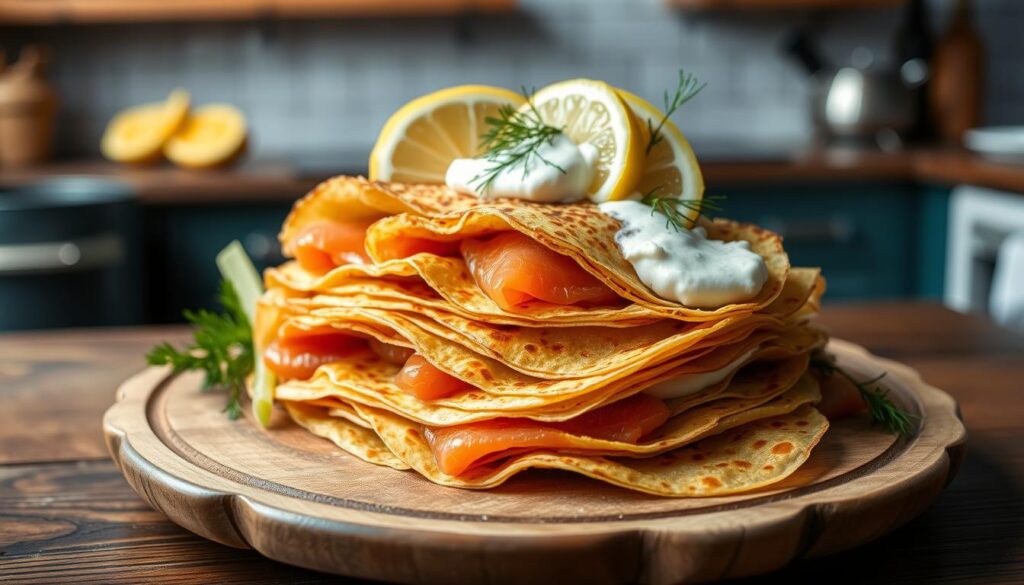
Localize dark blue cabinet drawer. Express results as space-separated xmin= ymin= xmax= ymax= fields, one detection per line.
xmin=143 ymin=203 xmax=292 ymax=321
xmin=714 ymin=184 xmax=916 ymax=299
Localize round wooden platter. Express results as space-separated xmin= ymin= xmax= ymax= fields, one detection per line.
xmin=103 ymin=339 xmax=966 ymax=584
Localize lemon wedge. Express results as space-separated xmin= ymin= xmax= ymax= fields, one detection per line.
xmin=101 ymin=89 xmax=190 ymax=164
xmin=618 ymin=89 xmax=705 ymax=227
xmin=369 ymin=85 xmax=526 ymax=183
xmin=165 ymin=104 xmax=248 ymax=169
xmin=526 ymin=79 xmax=643 ymax=202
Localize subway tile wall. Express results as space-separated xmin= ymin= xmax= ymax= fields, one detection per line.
xmin=4 ymin=0 xmax=1021 ymax=161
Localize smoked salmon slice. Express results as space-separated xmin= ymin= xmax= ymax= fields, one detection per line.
xmin=291 ymin=221 xmax=373 ymax=273
xmin=425 ymin=394 xmax=669 ymax=476
xmin=553 ymin=393 xmax=670 ymax=443
xmin=394 ymin=354 xmax=474 ymax=400
xmin=263 ymin=333 xmax=365 ymax=380
xmin=368 ymin=338 xmax=415 ymax=365
xmin=460 ymin=231 xmax=622 ymax=310
xmin=813 ymin=369 xmax=867 ymax=420
xmin=372 ymin=236 xmax=462 ymax=262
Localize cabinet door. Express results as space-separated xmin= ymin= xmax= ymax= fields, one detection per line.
xmin=715 ymin=184 xmax=916 ymax=299
xmin=143 ymin=203 xmax=291 ymax=322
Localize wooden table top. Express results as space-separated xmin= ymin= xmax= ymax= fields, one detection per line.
xmin=1 ymin=302 xmax=1023 ymax=583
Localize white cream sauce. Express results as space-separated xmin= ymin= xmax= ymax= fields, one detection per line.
xmin=445 ymin=133 xmax=598 ymax=203
xmin=598 ymin=200 xmax=768 ymax=309
xmin=643 ymin=347 xmax=759 ymax=400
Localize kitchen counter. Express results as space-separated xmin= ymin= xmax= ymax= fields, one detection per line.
xmin=1 ymin=302 xmax=1023 ymax=583
xmin=2 ymin=148 xmax=1024 ymax=204
xmin=703 ymin=148 xmax=1024 ymax=192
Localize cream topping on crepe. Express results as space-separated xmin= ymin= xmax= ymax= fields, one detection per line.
xmin=643 ymin=346 xmax=759 ymax=400
xmin=599 ymin=200 xmax=768 ymax=309
xmin=445 ymin=133 xmax=598 ymax=203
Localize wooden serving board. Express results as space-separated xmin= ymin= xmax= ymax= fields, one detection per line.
xmin=103 ymin=339 xmax=967 ymax=584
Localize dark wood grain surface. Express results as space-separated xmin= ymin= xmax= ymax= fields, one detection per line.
xmin=1 ymin=302 xmax=1022 ymax=583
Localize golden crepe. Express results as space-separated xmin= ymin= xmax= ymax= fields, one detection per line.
xmin=270 ymin=175 xmax=791 ymax=324
xmin=281 ymin=380 xmax=827 ymax=496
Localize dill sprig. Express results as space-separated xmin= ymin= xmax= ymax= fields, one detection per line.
xmin=471 ymin=90 xmax=566 ymax=194
xmin=641 ymin=188 xmax=724 ymax=231
xmin=146 ymin=281 xmax=254 ymax=419
xmin=646 ymin=69 xmax=706 ymax=155
xmin=811 ymin=352 xmax=918 ymax=436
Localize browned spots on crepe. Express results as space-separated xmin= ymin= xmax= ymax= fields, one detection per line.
xmin=702 ymin=476 xmax=723 ymax=488
xmin=772 ymin=442 xmax=794 ymax=455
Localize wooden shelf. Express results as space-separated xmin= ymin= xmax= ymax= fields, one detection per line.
xmin=3 ymin=148 xmax=1023 ymax=204
xmin=668 ymin=0 xmax=906 ymax=9
xmin=0 ymin=160 xmax=322 ymax=203
xmin=0 ymin=0 xmax=515 ymax=25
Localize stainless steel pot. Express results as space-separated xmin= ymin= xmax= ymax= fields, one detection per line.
xmin=0 ymin=177 xmax=139 ymax=330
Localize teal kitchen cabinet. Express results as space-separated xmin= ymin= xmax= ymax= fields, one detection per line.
xmin=142 ymin=202 xmax=293 ymax=322
xmin=713 ymin=183 xmax=948 ymax=300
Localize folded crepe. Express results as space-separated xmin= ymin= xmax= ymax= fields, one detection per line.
xmin=282 ymin=375 xmax=827 ymax=496
xmin=271 ymin=175 xmax=791 ymax=324
xmin=254 ymin=175 xmax=833 ymax=497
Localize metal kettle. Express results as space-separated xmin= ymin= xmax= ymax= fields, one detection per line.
xmin=787 ymin=33 xmax=920 ymax=148
xmin=812 ymin=64 xmax=916 ymax=143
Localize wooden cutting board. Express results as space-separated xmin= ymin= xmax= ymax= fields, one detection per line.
xmin=103 ymin=339 xmax=966 ymax=584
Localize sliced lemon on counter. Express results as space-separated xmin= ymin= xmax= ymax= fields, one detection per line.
xmin=618 ymin=89 xmax=705 ymax=227
xmin=101 ymin=89 xmax=190 ymax=164
xmin=164 ymin=104 xmax=248 ymax=169
xmin=369 ymin=85 xmax=526 ymax=183
xmin=526 ymin=79 xmax=643 ymax=202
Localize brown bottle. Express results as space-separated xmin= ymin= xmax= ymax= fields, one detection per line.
xmin=929 ymin=0 xmax=984 ymax=144
xmin=0 ymin=46 xmax=58 ymax=166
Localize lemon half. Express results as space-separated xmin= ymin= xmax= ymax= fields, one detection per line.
xmin=526 ymin=79 xmax=643 ymax=202
xmin=369 ymin=85 xmax=526 ymax=183
xmin=101 ymin=89 xmax=190 ymax=164
xmin=164 ymin=104 xmax=248 ymax=169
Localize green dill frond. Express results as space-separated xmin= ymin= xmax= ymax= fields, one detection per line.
xmin=146 ymin=280 xmax=254 ymax=419
xmin=809 ymin=351 xmax=918 ymax=436
xmin=471 ymin=89 xmax=566 ymax=194
xmin=640 ymin=188 xmax=724 ymax=231
xmin=646 ymin=69 xmax=706 ymax=155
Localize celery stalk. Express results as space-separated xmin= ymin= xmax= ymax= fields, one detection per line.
xmin=216 ymin=241 xmax=263 ymax=321
xmin=216 ymin=240 xmax=275 ymax=427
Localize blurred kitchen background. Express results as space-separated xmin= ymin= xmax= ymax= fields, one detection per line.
xmin=1 ymin=0 xmax=1023 ymax=332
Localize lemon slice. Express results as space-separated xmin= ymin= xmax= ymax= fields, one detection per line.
xmin=165 ymin=104 xmax=248 ymax=169
xmin=101 ymin=89 xmax=190 ymax=164
xmin=526 ymin=79 xmax=643 ymax=202
xmin=618 ymin=89 xmax=705 ymax=226
xmin=370 ymin=85 xmax=526 ymax=183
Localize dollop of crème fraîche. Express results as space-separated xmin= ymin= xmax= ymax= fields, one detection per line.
xmin=445 ymin=133 xmax=598 ymax=203
xmin=599 ymin=200 xmax=768 ymax=309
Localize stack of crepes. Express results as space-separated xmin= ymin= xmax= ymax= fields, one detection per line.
xmin=254 ymin=176 xmax=830 ymax=497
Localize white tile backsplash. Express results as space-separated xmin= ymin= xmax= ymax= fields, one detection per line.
xmin=5 ymin=0 xmax=1020 ymax=160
